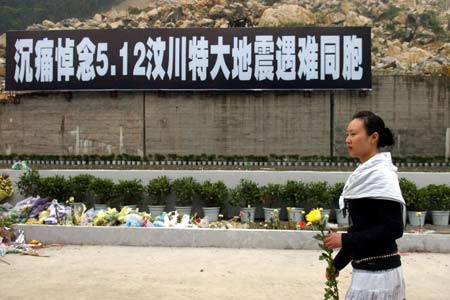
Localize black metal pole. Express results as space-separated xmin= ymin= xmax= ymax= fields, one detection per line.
xmin=143 ymin=91 xmax=147 ymax=158
xmin=330 ymin=90 xmax=335 ymax=157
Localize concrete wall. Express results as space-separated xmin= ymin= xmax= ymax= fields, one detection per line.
xmin=334 ymin=76 xmax=450 ymax=157
xmin=0 ymin=75 xmax=449 ymax=157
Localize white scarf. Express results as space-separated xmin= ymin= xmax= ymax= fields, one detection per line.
xmin=339 ymin=152 xmax=405 ymax=210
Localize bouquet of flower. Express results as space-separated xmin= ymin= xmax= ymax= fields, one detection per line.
xmin=0 ymin=174 xmax=14 ymax=202
xmin=306 ymin=208 xmax=339 ymax=300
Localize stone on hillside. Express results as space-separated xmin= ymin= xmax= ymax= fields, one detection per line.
xmin=128 ymin=6 xmax=141 ymax=15
xmin=198 ymin=18 xmax=214 ymax=27
xmin=61 ymin=18 xmax=80 ymax=27
xmin=324 ymin=12 xmax=346 ymax=25
xmin=438 ymin=43 xmax=450 ymax=57
xmin=165 ymin=7 xmax=185 ymax=24
xmin=105 ymin=9 xmax=120 ymax=21
xmin=138 ymin=22 xmax=148 ymax=29
xmin=98 ymin=22 xmax=109 ymax=29
xmin=415 ymin=30 xmax=437 ymax=44
xmin=147 ymin=8 xmax=159 ymax=19
xmin=0 ymin=34 xmax=5 ymax=50
xmin=136 ymin=12 xmax=149 ymax=22
xmin=223 ymin=8 xmax=235 ymax=18
xmin=393 ymin=14 xmax=408 ymax=25
xmin=93 ymin=14 xmax=104 ymax=23
xmin=177 ymin=20 xmax=195 ymax=28
xmin=413 ymin=55 xmax=450 ymax=74
xmin=42 ymin=19 xmax=56 ymax=28
xmin=73 ymin=21 xmax=84 ymax=29
xmin=378 ymin=57 xmax=403 ymax=70
xmin=110 ymin=20 xmax=124 ymax=29
xmin=258 ymin=4 xmax=316 ymax=27
xmin=344 ymin=11 xmax=372 ymax=26
xmin=386 ymin=43 xmax=402 ymax=56
xmin=396 ymin=47 xmax=433 ymax=67
xmin=209 ymin=5 xmax=226 ymax=19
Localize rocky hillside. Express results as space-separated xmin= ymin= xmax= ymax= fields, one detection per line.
xmin=0 ymin=0 xmax=449 ymax=96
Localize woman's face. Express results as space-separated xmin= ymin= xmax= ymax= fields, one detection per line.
xmin=345 ymin=118 xmax=379 ymax=162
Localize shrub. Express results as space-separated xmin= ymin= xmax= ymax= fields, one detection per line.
xmin=424 ymin=184 xmax=450 ymax=211
xmin=89 ymin=177 xmax=115 ymax=205
xmin=230 ymin=179 xmax=261 ymax=208
xmin=198 ymin=180 xmax=228 ymax=207
xmin=69 ymin=174 xmax=96 ymax=205
xmin=305 ymin=182 xmax=332 ymax=208
xmin=329 ymin=182 xmax=345 ymax=207
xmin=283 ymin=180 xmax=308 ymax=208
xmin=38 ymin=175 xmax=71 ymax=201
xmin=145 ymin=176 xmax=171 ymax=206
xmin=17 ymin=170 xmax=41 ymax=197
xmin=400 ymin=178 xmax=424 ymax=211
xmin=172 ymin=177 xmax=199 ymax=207
xmin=260 ymin=183 xmax=284 ymax=208
xmin=111 ymin=179 xmax=144 ymax=208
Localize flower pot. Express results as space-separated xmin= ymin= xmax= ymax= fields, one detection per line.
xmin=202 ymin=207 xmax=220 ymax=222
xmin=288 ymin=208 xmax=304 ymax=223
xmin=431 ymin=211 xmax=450 ymax=226
xmin=175 ymin=206 xmax=192 ymax=216
xmin=335 ymin=209 xmax=349 ymax=226
xmin=263 ymin=207 xmax=281 ymax=222
xmin=94 ymin=204 xmax=108 ymax=211
xmin=408 ymin=211 xmax=426 ymax=226
xmin=240 ymin=207 xmax=256 ymax=223
xmin=321 ymin=209 xmax=332 ymax=220
xmin=148 ymin=205 xmax=165 ymax=217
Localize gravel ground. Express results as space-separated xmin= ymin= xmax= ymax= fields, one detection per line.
xmin=1 ymin=246 xmax=449 ymax=300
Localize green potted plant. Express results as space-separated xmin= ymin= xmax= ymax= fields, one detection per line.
xmin=89 ymin=178 xmax=115 ymax=211
xmin=37 ymin=175 xmax=71 ymax=201
xmin=400 ymin=178 xmax=426 ymax=226
xmin=305 ymin=181 xmax=333 ymax=216
xmin=230 ymin=179 xmax=261 ymax=223
xmin=283 ymin=180 xmax=308 ymax=223
xmin=68 ymin=174 xmax=96 ymax=208
xmin=17 ymin=170 xmax=41 ymax=197
xmin=260 ymin=183 xmax=284 ymax=222
xmin=172 ymin=177 xmax=199 ymax=216
xmin=329 ymin=182 xmax=346 ymax=225
xmin=198 ymin=180 xmax=228 ymax=222
xmin=145 ymin=176 xmax=171 ymax=216
xmin=111 ymin=179 xmax=144 ymax=210
xmin=425 ymin=184 xmax=450 ymax=226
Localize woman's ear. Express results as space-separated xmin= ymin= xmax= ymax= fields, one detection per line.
xmin=371 ymin=132 xmax=379 ymax=145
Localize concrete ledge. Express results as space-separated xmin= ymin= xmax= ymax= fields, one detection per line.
xmin=13 ymin=224 xmax=450 ymax=253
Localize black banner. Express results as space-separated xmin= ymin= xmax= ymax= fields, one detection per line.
xmin=6 ymin=27 xmax=371 ymax=91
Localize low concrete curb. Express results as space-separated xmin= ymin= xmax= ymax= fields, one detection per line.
xmin=13 ymin=224 xmax=450 ymax=253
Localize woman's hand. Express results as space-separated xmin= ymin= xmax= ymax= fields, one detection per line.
xmin=323 ymin=233 xmax=342 ymax=249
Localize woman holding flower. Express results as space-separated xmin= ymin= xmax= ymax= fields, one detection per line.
xmin=324 ymin=111 xmax=406 ymax=300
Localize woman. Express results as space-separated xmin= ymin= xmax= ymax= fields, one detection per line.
xmin=324 ymin=111 xmax=406 ymax=300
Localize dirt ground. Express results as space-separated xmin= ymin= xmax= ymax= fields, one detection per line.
xmin=1 ymin=246 xmax=449 ymax=300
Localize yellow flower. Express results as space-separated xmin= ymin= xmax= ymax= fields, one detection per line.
xmin=416 ymin=212 xmax=422 ymax=217
xmin=306 ymin=208 xmax=322 ymax=223
xmin=286 ymin=207 xmax=291 ymax=211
